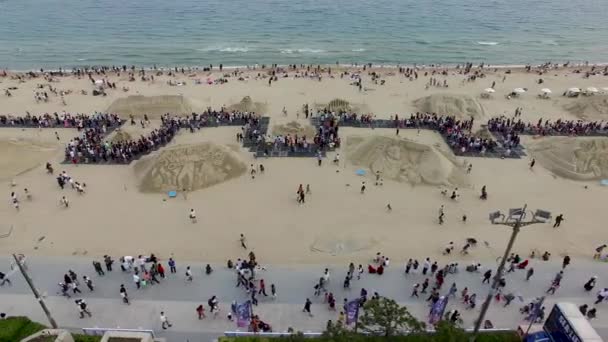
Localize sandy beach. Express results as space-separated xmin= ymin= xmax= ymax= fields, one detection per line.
xmin=1 ymin=65 xmax=608 ymax=265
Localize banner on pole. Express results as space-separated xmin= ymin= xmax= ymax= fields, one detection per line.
xmin=428 ymin=296 xmax=449 ymax=324
xmin=236 ymin=300 xmax=252 ymax=328
xmin=345 ymin=299 xmax=360 ymax=325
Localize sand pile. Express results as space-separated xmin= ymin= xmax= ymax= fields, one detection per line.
xmin=527 ymin=137 xmax=608 ymax=181
xmin=413 ymin=94 xmax=486 ymax=120
xmin=346 ymin=136 xmax=468 ymax=186
xmin=107 ymin=95 xmax=194 ymax=118
xmin=315 ymin=98 xmax=368 ymax=113
xmin=110 ymin=130 xmax=132 ymax=143
xmin=228 ymin=96 xmax=267 ymax=113
xmin=564 ymin=96 xmax=608 ymax=120
xmin=271 ymin=121 xmax=316 ymax=137
xmin=0 ymin=139 xmax=58 ymax=181
xmin=310 ymin=234 xmax=379 ymax=256
xmin=135 ymin=143 xmax=247 ymax=193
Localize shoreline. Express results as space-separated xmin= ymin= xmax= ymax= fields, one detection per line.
xmin=3 ymin=61 xmax=608 ymax=74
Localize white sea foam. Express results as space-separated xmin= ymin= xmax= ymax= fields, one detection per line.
xmin=197 ymin=46 xmax=250 ymax=53
xmin=280 ymin=48 xmax=325 ymax=54
xmin=351 ymin=48 xmax=366 ymax=52
xmin=477 ymin=41 xmax=499 ymax=46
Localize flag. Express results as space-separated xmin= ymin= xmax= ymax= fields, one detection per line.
xmin=345 ymin=299 xmax=360 ymax=325
xmin=428 ymin=296 xmax=449 ymax=324
xmin=236 ymin=300 xmax=252 ymax=328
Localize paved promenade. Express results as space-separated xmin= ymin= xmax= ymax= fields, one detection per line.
xmin=1 ymin=256 xmax=607 ymax=341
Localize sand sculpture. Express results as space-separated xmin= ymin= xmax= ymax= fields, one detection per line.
xmin=413 ymin=94 xmax=486 ymax=120
xmin=528 ymin=137 xmax=608 ymax=181
xmin=136 ymin=143 xmax=246 ymax=193
xmin=107 ymin=95 xmax=194 ymax=118
xmin=564 ymin=96 xmax=608 ymax=120
xmin=271 ymin=121 xmax=316 ymax=137
xmin=228 ymin=96 xmax=267 ymax=113
xmin=346 ymin=136 xmax=468 ymax=187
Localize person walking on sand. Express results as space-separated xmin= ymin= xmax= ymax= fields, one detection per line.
xmin=554 ymin=214 xmax=564 ymax=228
xmin=120 ymin=284 xmax=129 ymax=304
xmin=60 ymin=196 xmax=69 ymax=208
xmin=438 ymin=205 xmax=445 ymax=225
xmin=240 ymin=234 xmax=247 ymax=249
xmin=529 ymin=159 xmax=536 ymax=170
xmin=10 ymin=192 xmax=19 ymax=210
xmin=189 ymin=209 xmax=197 ymax=223
xmin=303 ymin=298 xmax=313 ymax=317
xmin=160 ymin=311 xmax=172 ymax=329
xmin=360 ymin=182 xmax=366 ymax=194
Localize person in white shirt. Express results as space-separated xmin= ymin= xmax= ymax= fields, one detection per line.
xmin=189 ymin=209 xmax=197 ymax=223
xmin=160 ymin=311 xmax=172 ymax=329
xmin=133 ymin=273 xmax=141 ymax=289
xmin=185 ymin=266 xmax=193 ymax=282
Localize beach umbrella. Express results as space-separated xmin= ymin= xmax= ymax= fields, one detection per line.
xmin=568 ymin=87 xmax=581 ymax=93
xmin=484 ymin=88 xmax=496 ymax=93
xmin=586 ymin=87 xmax=599 ymax=93
xmin=355 ymin=169 xmax=366 ymax=176
xmin=513 ymin=88 xmax=526 ymax=94
xmin=94 ymin=79 xmax=103 ymax=85
xmin=541 ymin=88 xmax=552 ymax=94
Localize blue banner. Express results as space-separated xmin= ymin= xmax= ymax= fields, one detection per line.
xmin=345 ymin=299 xmax=360 ymax=325
xmin=236 ymin=300 xmax=252 ymax=328
xmin=428 ymin=296 xmax=449 ymax=324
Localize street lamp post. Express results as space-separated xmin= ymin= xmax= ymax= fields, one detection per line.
xmin=471 ymin=204 xmax=551 ymax=340
xmin=12 ymin=253 xmax=58 ymax=329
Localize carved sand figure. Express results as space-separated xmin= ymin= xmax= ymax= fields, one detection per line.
xmin=346 ymin=136 xmax=469 ymax=187
xmin=413 ymin=94 xmax=486 ymax=120
xmin=136 ymin=143 xmax=247 ymax=193
xmin=528 ymin=137 xmax=608 ymax=180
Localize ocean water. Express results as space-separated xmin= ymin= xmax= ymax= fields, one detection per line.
xmin=0 ymin=0 xmax=607 ymax=70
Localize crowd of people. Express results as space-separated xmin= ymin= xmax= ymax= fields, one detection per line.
xmin=487 ymin=116 xmax=608 ymax=138
xmin=312 ymin=110 xmax=497 ymax=155
xmin=0 ymin=111 xmax=122 ymax=129
xmin=63 ymin=110 xmax=263 ymax=164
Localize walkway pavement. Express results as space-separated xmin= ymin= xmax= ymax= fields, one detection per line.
xmin=1 ymin=256 xmax=607 ymax=341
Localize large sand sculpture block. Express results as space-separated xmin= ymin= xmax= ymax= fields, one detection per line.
xmin=135 ymin=143 xmax=247 ymax=193
xmin=271 ymin=121 xmax=316 ymax=137
xmin=21 ymin=329 xmax=74 ymax=342
xmin=413 ymin=94 xmax=486 ymax=120
xmin=107 ymin=95 xmax=193 ymax=118
xmin=564 ymin=96 xmax=608 ymax=120
xmin=528 ymin=137 xmax=608 ymax=181
xmin=346 ymin=136 xmax=468 ymax=187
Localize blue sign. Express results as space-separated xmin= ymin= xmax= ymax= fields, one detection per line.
xmin=345 ymin=299 xmax=360 ymax=325
xmin=544 ymin=305 xmax=581 ymax=342
xmin=428 ymin=296 xmax=449 ymax=324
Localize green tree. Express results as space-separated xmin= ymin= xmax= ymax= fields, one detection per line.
xmin=432 ymin=320 xmax=468 ymax=342
xmin=358 ymin=297 xmax=426 ymax=337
